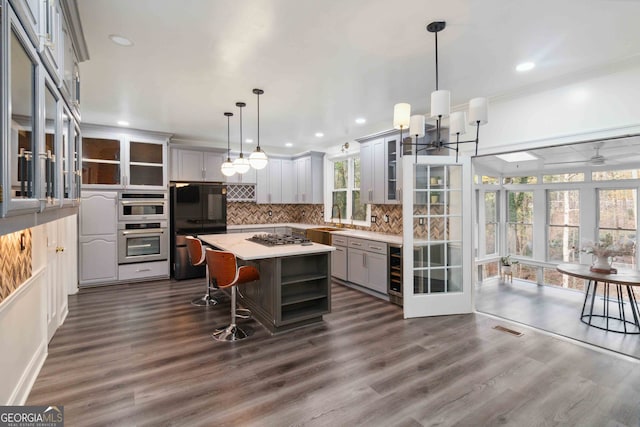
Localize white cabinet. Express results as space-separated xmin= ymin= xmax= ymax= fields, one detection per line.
xmin=225 ymin=165 xmax=256 ymax=184
xmin=293 ymin=152 xmax=323 ymax=204
xmin=79 ymin=191 xmax=118 ymax=285
xmin=204 ymin=152 xmax=224 ymax=181
xmin=82 ymin=128 xmax=169 ymax=189
xmin=346 ymin=237 xmax=388 ymax=295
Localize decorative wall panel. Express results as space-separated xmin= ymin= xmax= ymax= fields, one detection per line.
xmin=0 ymin=230 xmax=32 ymax=304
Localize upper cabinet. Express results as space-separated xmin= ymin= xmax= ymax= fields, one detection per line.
xmin=293 ymin=152 xmax=323 ymax=204
xmin=40 ymin=0 xmax=63 ymax=84
xmin=60 ymin=8 xmax=80 ymax=118
xmin=359 ymin=133 xmax=402 ymax=205
xmin=256 ymin=158 xmax=286 ymax=204
xmin=82 ymin=127 xmax=169 ymax=190
xmin=1 ymin=0 xmax=86 ymax=226
xmin=170 ymin=147 xmax=225 ymax=182
xmin=2 ymin=9 xmax=42 ymax=216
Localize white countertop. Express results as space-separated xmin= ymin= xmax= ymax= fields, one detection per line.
xmin=199 ymin=232 xmax=335 ymax=261
xmin=227 ymin=223 xmax=403 ymax=245
xmin=329 ymin=229 xmax=403 ymax=245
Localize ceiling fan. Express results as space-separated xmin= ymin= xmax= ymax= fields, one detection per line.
xmin=545 ymin=145 xmax=618 ymax=167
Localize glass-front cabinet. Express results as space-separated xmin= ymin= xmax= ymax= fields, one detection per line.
xmin=386 ymin=133 xmax=401 ymax=203
xmin=2 ymin=8 xmax=41 ymax=216
xmin=1 ymin=0 xmax=84 ymax=219
xmin=81 ymin=130 xmax=168 ymax=190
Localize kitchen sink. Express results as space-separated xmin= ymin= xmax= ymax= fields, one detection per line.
xmin=306 ymin=226 xmax=345 ymax=245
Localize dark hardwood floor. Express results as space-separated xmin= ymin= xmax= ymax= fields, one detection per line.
xmin=28 ymin=278 xmax=640 ymax=426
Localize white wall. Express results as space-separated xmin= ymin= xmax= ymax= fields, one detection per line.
xmin=461 ymin=62 xmax=640 ymax=155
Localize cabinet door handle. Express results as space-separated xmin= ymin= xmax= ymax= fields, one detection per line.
xmin=351 ymin=242 xmax=362 ymax=247
xmin=363 ymin=252 xmax=367 ymax=267
xmin=136 ymin=268 xmax=151 ymax=273
xmin=370 ymin=245 xmax=383 ymax=250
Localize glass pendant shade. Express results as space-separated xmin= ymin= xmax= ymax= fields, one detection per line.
xmin=430 ymin=90 xmax=450 ymax=117
xmin=409 ymin=114 xmax=425 ymax=138
xmin=449 ymin=111 xmax=467 ymax=135
xmin=221 ymin=158 xmax=236 ymax=177
xmin=233 ymin=155 xmax=250 ymax=174
xmin=249 ymin=149 xmax=268 ymax=170
xmin=468 ymin=97 xmax=488 ymax=125
xmin=393 ymin=103 xmax=411 ymax=129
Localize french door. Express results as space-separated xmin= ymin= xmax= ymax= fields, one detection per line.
xmin=402 ymin=155 xmax=473 ymax=318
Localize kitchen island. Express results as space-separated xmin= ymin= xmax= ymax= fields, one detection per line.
xmin=199 ymin=232 xmax=335 ymax=333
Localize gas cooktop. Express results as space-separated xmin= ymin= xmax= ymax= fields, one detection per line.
xmin=247 ymin=233 xmax=312 ymax=247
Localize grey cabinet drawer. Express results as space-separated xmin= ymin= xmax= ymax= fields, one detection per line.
xmin=348 ymin=237 xmax=387 ymax=255
xmin=331 ymin=235 xmax=348 ymax=246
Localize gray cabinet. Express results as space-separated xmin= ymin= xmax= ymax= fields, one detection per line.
xmin=40 ymin=0 xmax=63 ymax=85
xmin=9 ymin=0 xmax=42 ymax=47
xmin=281 ymin=159 xmax=294 ymax=203
xmin=346 ymin=237 xmax=388 ymax=295
xmin=360 ymin=137 xmax=385 ymax=204
xmin=360 ymin=133 xmax=402 ymax=205
xmin=293 ymin=152 xmax=323 ymax=204
xmin=83 ymin=130 xmax=168 ymax=189
xmin=256 ymin=158 xmax=283 ymax=204
xmin=171 ymin=148 xmax=223 ymax=182
xmin=331 ymin=234 xmax=348 ymax=280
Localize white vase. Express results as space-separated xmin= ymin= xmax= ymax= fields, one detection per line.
xmin=591 ymin=254 xmax=612 ymax=272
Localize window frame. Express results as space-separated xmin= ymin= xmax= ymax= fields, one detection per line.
xmin=546 ymin=189 xmax=580 ymax=262
xmin=325 ymin=153 xmax=371 ymax=227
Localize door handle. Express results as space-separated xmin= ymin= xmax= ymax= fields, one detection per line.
xmin=363 ymin=252 xmax=367 ymax=267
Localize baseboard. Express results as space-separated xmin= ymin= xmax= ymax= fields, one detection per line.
xmin=8 ymin=341 xmax=47 ymax=405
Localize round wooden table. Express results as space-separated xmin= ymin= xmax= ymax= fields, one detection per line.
xmin=557 ymin=263 xmax=640 ymax=334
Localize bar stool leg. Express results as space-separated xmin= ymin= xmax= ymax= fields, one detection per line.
xmin=212 ymin=286 xmax=253 ymax=341
xmin=191 ymin=267 xmax=220 ymax=306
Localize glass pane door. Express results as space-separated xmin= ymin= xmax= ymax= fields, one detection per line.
xmin=403 ymin=155 xmax=472 ymax=318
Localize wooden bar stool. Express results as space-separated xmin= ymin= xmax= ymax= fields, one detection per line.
xmin=186 ymin=236 xmax=219 ymax=306
xmin=205 ymin=248 xmax=260 ymax=341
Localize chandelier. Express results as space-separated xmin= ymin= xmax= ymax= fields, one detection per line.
xmin=394 ymin=21 xmax=488 ymax=162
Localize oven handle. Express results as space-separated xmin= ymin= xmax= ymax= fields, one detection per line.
xmin=121 ymin=229 xmax=165 ymax=235
xmin=120 ymin=201 xmax=166 ymax=206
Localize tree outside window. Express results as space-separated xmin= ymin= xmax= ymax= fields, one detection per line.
xmin=507 ymin=191 xmax=533 ymax=257
xmin=547 ymin=190 xmax=580 ymax=262
xmin=598 ymin=188 xmax=637 ymax=268
xmin=330 ymin=156 xmax=367 ymax=223
xmin=484 ymin=191 xmax=498 ymax=255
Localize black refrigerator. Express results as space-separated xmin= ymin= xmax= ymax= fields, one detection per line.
xmin=170 ymin=183 xmax=227 ymax=280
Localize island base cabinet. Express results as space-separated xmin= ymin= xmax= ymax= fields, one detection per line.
xmin=237 ymin=253 xmax=331 ymax=334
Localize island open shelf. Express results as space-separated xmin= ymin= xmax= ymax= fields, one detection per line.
xmin=199 ymin=232 xmax=334 ymax=334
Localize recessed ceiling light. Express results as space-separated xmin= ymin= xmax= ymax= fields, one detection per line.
xmin=109 ymin=34 xmax=134 ymax=47
xmin=245 ymin=138 xmax=253 ymax=143
xmin=285 ymin=142 xmax=293 ymax=147
xmin=355 ymin=117 xmax=366 ymax=125
xmin=117 ymin=120 xmax=130 ymax=126
xmin=315 ymin=132 xmax=324 ymax=138
xmin=496 ymin=152 xmax=538 ymax=162
xmin=516 ymin=62 xmax=535 ymax=72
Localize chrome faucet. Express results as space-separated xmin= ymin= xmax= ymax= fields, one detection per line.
xmin=331 ymin=204 xmax=342 ymax=228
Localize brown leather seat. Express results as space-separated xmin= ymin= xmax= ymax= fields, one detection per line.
xmin=186 ymin=236 xmax=219 ymax=306
xmin=206 ymin=248 xmax=260 ymax=341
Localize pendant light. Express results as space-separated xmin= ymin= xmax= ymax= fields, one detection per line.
xmin=220 ymin=111 xmax=236 ymax=177
xmin=249 ymin=88 xmax=268 ymax=170
xmin=395 ymin=21 xmax=489 ymax=161
xmin=232 ymin=101 xmax=250 ymax=174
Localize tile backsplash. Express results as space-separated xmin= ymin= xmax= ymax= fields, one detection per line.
xmin=0 ymin=229 xmax=32 ymax=304
xmin=227 ymin=202 xmax=402 ymax=235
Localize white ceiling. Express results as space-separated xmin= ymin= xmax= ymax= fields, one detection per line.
xmin=77 ymin=0 xmax=640 ymax=154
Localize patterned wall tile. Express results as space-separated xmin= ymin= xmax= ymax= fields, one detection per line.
xmin=0 ymin=229 xmax=32 ymax=304
xmin=227 ymin=202 xmax=403 ymax=236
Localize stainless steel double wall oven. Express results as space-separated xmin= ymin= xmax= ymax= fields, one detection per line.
xmin=118 ymin=192 xmax=169 ymax=264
